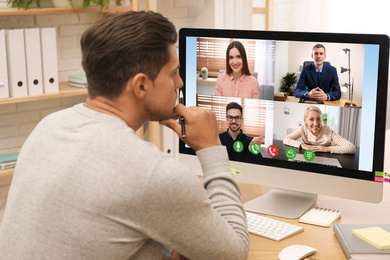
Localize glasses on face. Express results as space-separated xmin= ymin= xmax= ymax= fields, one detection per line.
xmin=227 ymin=115 xmax=242 ymax=122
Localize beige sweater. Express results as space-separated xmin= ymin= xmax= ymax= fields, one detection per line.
xmin=0 ymin=104 xmax=249 ymax=260
xmin=283 ymin=125 xmax=356 ymax=154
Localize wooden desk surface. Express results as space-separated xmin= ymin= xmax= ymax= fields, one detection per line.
xmin=240 ymin=182 xmax=390 ymax=259
xmin=285 ymin=96 xmax=362 ymax=108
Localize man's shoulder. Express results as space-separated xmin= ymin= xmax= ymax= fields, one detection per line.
xmin=237 ymin=132 xmax=253 ymax=142
xmin=302 ymin=63 xmax=315 ymax=73
xmin=323 ymin=63 xmax=337 ymax=72
xmin=219 ymin=131 xmax=230 ymax=144
xmin=219 ymin=131 xmax=229 ymax=137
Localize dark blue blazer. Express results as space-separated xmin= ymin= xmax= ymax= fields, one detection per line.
xmin=294 ymin=63 xmax=341 ymax=101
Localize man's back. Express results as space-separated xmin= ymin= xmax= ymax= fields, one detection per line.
xmin=0 ymin=104 xmax=248 ymax=260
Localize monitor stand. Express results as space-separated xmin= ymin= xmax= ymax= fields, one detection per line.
xmin=244 ymin=188 xmax=318 ymax=219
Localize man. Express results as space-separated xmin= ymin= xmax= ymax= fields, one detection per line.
xmin=0 ymin=11 xmax=249 ymax=260
xmin=294 ymin=44 xmax=341 ymax=101
xmin=219 ymin=102 xmax=263 ymax=156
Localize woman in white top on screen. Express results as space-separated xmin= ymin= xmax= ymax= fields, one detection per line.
xmin=283 ymin=106 xmax=356 ymax=154
xmin=214 ymin=41 xmax=259 ymax=99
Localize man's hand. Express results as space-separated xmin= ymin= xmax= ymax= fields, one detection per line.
xmin=307 ymin=87 xmax=328 ymax=101
xmin=248 ymin=136 xmax=264 ymax=150
xmin=160 ymin=104 xmax=221 ymax=151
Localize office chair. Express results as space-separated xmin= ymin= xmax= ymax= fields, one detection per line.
xmin=303 ymin=61 xmax=331 ymax=67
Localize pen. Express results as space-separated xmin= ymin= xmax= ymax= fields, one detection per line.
xmin=179 ymin=90 xmax=186 ymax=138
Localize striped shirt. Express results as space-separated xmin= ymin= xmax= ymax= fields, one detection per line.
xmin=214 ymin=73 xmax=259 ymax=99
xmin=283 ymin=125 xmax=356 ymax=154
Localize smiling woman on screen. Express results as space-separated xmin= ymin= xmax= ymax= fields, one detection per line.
xmin=214 ymin=41 xmax=259 ymax=99
xmin=283 ymin=106 xmax=355 ymax=154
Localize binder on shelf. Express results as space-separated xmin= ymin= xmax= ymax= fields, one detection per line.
xmin=40 ymin=27 xmax=59 ymax=94
xmin=24 ymin=28 xmax=44 ymax=96
xmin=5 ymin=29 xmax=28 ymax=98
xmin=0 ymin=30 xmax=9 ymax=98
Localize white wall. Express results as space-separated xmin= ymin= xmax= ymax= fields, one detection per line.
xmin=273 ymin=0 xmax=390 ymax=130
xmin=192 ymin=0 xmax=252 ymax=29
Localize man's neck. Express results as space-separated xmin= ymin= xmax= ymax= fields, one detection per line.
xmin=228 ymin=129 xmax=240 ymax=140
xmin=84 ymin=95 xmax=146 ymax=131
xmin=315 ymin=64 xmax=323 ymax=71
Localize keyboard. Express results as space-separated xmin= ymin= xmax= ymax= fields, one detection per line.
xmin=246 ymin=211 xmax=304 ymax=241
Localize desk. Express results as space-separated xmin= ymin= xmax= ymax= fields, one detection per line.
xmin=285 ymin=96 xmax=362 ymax=108
xmin=242 ymin=182 xmax=390 ymax=259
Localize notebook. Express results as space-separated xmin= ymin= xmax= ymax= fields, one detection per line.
xmin=352 ymin=227 xmax=390 ymax=249
xmin=334 ymin=224 xmax=390 ymax=259
xmin=68 ymin=74 xmax=87 ymax=84
xmin=299 ymin=207 xmax=341 ymax=227
xmin=0 ymin=152 xmax=19 ymax=169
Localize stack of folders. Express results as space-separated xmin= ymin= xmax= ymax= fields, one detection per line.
xmin=0 ymin=27 xmax=59 ymax=99
xmin=68 ymin=75 xmax=87 ymax=88
xmin=334 ymin=224 xmax=390 ymax=259
xmin=0 ymin=152 xmax=19 ymax=170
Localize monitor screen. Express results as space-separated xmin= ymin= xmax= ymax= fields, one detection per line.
xmin=178 ymin=28 xmax=389 ymax=218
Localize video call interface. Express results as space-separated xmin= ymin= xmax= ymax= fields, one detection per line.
xmin=182 ymin=33 xmax=384 ymax=180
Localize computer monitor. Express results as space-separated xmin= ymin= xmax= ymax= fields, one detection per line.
xmin=178 ymin=28 xmax=389 ymax=219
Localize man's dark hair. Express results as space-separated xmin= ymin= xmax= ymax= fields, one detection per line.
xmin=226 ymin=102 xmax=243 ymax=115
xmin=225 ymin=41 xmax=251 ymax=76
xmin=80 ymin=11 xmax=177 ymax=99
xmin=312 ymin=43 xmax=326 ymax=53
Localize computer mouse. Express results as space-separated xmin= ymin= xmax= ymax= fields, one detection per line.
xmin=278 ymin=244 xmax=317 ymax=260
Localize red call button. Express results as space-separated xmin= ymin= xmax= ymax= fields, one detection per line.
xmin=267 ymin=145 xmax=278 ymax=157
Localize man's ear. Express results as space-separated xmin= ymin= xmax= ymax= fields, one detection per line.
xmin=129 ymin=73 xmax=151 ymax=99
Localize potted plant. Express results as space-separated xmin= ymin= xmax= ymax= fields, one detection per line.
xmin=201 ymin=67 xmax=208 ymax=80
xmin=7 ymin=0 xmax=42 ymax=9
xmin=7 ymin=0 xmax=119 ymax=16
xmin=279 ymin=72 xmax=297 ymax=96
xmin=322 ymin=113 xmax=328 ymax=125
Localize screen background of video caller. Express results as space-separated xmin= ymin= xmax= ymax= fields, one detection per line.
xmin=185 ymin=36 xmax=381 ymax=179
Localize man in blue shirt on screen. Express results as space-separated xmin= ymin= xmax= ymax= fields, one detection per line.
xmin=219 ymin=102 xmax=263 ymax=156
xmin=294 ymin=44 xmax=341 ymax=101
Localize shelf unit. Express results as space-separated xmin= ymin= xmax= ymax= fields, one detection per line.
xmin=0 ymin=0 xmax=160 ymax=179
xmin=0 ymin=168 xmax=14 ymax=178
xmin=0 ymin=83 xmax=87 ymax=106
xmin=0 ymin=6 xmax=134 ymax=16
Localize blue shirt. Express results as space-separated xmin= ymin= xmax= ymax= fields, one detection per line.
xmin=219 ymin=129 xmax=262 ymax=157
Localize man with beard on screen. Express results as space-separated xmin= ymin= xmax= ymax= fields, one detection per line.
xmin=219 ymin=102 xmax=263 ymax=156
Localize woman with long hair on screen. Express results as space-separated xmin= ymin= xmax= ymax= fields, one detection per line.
xmin=214 ymin=41 xmax=259 ymax=99
xmin=283 ymin=106 xmax=355 ymax=154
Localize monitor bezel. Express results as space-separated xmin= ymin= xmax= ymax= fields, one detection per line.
xmin=178 ymin=28 xmax=389 ymax=183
